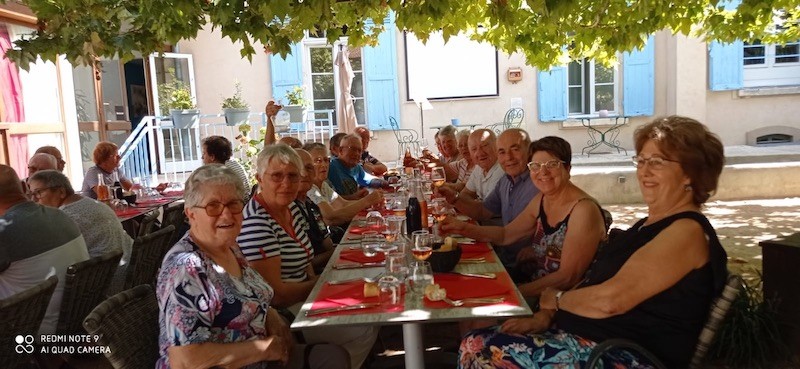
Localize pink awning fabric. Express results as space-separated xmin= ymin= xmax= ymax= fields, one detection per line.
xmin=0 ymin=24 xmax=27 ymax=176
xmin=335 ymin=46 xmax=358 ymax=133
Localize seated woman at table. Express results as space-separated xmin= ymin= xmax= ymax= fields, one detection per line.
xmin=458 ymin=116 xmax=728 ymax=369
xmin=441 ymin=136 xmax=608 ymax=299
xmin=157 ymin=164 xmax=348 ymax=369
xmin=201 ymin=135 xmax=250 ymax=191
xmin=237 ymin=144 xmax=378 ymax=369
xmin=438 ymin=129 xmax=476 ymax=193
xmin=28 ymin=169 xmax=132 ymax=260
xmin=80 ymin=141 xmax=134 ymax=199
xmin=294 ymin=148 xmax=335 ymax=274
xmin=303 ymin=142 xmax=383 ymax=227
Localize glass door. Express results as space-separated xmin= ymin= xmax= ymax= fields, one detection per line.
xmin=148 ymin=53 xmax=201 ymax=174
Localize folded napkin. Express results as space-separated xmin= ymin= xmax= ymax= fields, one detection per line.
xmin=425 ymin=271 xmax=520 ymax=308
xmin=339 ymin=249 xmax=386 ymax=264
xmin=460 ymin=242 xmax=495 ymax=262
xmin=349 ymin=225 xmax=386 ymax=235
xmin=310 ymin=281 xmax=398 ymax=316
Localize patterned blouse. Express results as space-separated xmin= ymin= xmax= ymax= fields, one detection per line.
xmin=156 ymin=234 xmax=274 ymax=369
xmin=530 ymin=198 xmax=600 ymax=279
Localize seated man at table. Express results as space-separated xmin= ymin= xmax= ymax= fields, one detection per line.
xmin=438 ymin=129 xmax=475 ymax=193
xmin=421 ymin=125 xmax=461 ymax=181
xmin=201 ymin=135 xmax=250 ymax=191
xmin=437 ymin=129 xmax=503 ymax=205
xmin=329 ymin=132 xmax=347 ymax=158
xmin=22 ymin=153 xmax=58 ymax=197
xmin=437 ymin=128 xmax=538 ymax=270
xmin=279 ymin=136 xmax=303 ymax=149
xmin=35 ymin=146 xmax=66 ymax=172
xmin=294 ymin=148 xmax=335 ymax=273
xmin=327 ymin=134 xmax=387 ymax=197
xmin=0 ymin=165 xmax=90 ymax=335
xmin=354 ymin=126 xmax=388 ymax=177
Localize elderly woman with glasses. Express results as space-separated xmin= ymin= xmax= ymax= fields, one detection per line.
xmin=302 ymin=142 xmax=383 ymax=227
xmin=442 ymin=136 xmax=607 ymax=299
xmin=28 ymin=170 xmax=132 ymax=259
xmin=156 ymin=164 xmax=348 ymax=369
xmin=237 ymin=144 xmax=378 ymax=369
xmin=80 ymin=141 xmax=136 ymax=199
xmin=457 ymin=117 xmax=729 ymax=368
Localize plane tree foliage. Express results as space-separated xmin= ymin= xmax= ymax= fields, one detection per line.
xmin=3 ymin=0 xmax=799 ymax=71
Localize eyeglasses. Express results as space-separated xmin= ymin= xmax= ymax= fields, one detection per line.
xmin=192 ymin=200 xmax=245 ymax=216
xmin=27 ymin=187 xmax=56 ymax=199
xmin=341 ymin=145 xmax=363 ymax=153
xmin=264 ymin=171 xmax=301 ymax=183
xmin=314 ymin=156 xmax=331 ymax=164
xmin=527 ymin=160 xmax=565 ymax=172
xmin=632 ymin=155 xmax=679 ymax=170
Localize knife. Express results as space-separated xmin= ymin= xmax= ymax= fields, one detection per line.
xmin=333 ymin=262 xmax=385 ymax=269
xmin=305 ymin=303 xmax=380 ymax=316
xmin=452 ymin=272 xmax=496 ymax=279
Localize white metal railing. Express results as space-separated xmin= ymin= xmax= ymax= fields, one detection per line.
xmin=119 ymin=110 xmax=337 ymax=184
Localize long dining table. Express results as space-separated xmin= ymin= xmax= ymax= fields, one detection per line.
xmin=290 ymin=215 xmax=533 ymax=368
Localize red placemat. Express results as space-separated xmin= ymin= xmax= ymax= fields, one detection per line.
xmin=309 ymin=281 xmax=404 ymax=316
xmin=357 ymin=209 xmax=393 ymax=217
xmin=161 ymin=190 xmax=184 ymax=197
xmin=339 ymin=249 xmax=386 ymax=264
xmin=425 ymin=271 xmax=520 ymax=308
xmin=349 ymin=225 xmax=386 ymax=234
xmin=135 ymin=197 xmax=172 ymax=206
xmin=460 ymin=242 xmax=495 ymax=262
xmin=115 ymin=208 xmax=145 ymax=218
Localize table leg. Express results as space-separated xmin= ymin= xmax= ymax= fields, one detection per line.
xmin=403 ymin=323 xmax=425 ymax=369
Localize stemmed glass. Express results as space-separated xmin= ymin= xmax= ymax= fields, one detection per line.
xmin=411 ymin=231 xmax=433 ymax=262
xmin=431 ymin=167 xmax=446 ymax=188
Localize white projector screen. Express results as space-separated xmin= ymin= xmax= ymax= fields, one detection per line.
xmin=404 ymin=31 xmax=499 ymax=101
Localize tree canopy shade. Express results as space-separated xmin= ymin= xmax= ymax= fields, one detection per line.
xmin=3 ymin=0 xmax=799 ymax=71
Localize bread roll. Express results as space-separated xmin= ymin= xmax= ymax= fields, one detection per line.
xmin=364 ymin=282 xmax=379 ymax=297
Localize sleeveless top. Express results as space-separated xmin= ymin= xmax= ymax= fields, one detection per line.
xmin=556 ymin=211 xmax=728 ymax=368
xmin=530 ymin=197 xmax=602 ymax=279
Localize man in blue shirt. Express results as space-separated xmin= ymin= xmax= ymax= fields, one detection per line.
xmin=442 ymin=129 xmax=538 ymax=269
xmin=327 ymin=134 xmax=387 ymax=196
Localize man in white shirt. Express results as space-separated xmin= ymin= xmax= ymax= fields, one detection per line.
xmin=437 ymin=129 xmax=502 ymax=203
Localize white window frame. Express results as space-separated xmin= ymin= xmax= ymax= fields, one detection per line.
xmin=743 ymin=41 xmax=800 ymax=87
xmin=301 ymin=33 xmax=368 ymax=126
xmin=567 ymin=59 xmax=620 ymax=117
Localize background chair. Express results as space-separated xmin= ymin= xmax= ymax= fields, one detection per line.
xmin=161 ymin=203 xmax=186 ymax=247
xmin=56 ymin=248 xmax=124 ymax=336
xmin=121 ymin=225 xmax=176 ymax=291
xmin=388 ymin=116 xmax=421 ymax=159
xmin=486 ymin=108 xmax=525 ymax=135
xmin=585 ymin=274 xmax=743 ymax=369
xmin=83 ymin=285 xmax=159 ymax=369
xmin=137 ymin=209 xmax=161 ymax=238
xmin=0 ymin=276 xmax=58 ymax=369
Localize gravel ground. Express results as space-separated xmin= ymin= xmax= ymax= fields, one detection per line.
xmin=604 ymin=197 xmax=800 ymax=282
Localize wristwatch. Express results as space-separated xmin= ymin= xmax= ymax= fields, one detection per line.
xmin=555 ymin=291 xmax=564 ymax=311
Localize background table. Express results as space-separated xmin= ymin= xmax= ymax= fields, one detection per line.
xmin=579 ymin=116 xmax=629 ymax=156
xmin=291 ymin=227 xmax=533 ymax=368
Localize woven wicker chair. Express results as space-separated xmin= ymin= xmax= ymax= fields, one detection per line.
xmin=137 ymin=208 xmax=161 ymax=238
xmin=122 ymin=225 xmax=175 ymax=291
xmin=83 ymin=285 xmax=159 ymax=369
xmin=56 ymin=248 xmax=124 ymax=336
xmin=585 ymin=274 xmax=744 ymax=369
xmin=0 ymin=276 xmax=58 ymax=368
xmin=161 ymin=203 xmax=186 ymax=246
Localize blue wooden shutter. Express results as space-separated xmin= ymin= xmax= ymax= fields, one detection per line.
xmin=537 ymin=67 xmax=568 ymax=122
xmin=623 ymin=35 xmax=655 ymax=116
xmin=363 ymin=12 xmax=399 ymax=131
xmin=270 ymin=43 xmax=303 ymax=102
xmin=709 ymin=0 xmax=743 ymax=91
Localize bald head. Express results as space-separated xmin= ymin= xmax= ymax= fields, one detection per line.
xmin=497 ymin=128 xmax=532 ymax=177
xmin=35 ymin=146 xmax=65 ymax=171
xmin=468 ymin=129 xmax=498 ymax=171
xmin=28 ymin=153 xmax=58 ymax=176
xmin=0 ymin=165 xmax=25 ymax=213
xmin=278 ymin=136 xmax=303 ymax=149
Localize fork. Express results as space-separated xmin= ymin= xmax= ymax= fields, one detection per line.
xmin=327 ymin=273 xmax=384 ymax=285
xmin=441 ymin=296 xmax=505 ymax=307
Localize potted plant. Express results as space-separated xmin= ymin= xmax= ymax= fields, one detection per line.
xmin=283 ymin=86 xmax=309 ymax=123
xmin=158 ymin=74 xmax=199 ymax=129
xmin=221 ymin=81 xmax=250 ymax=126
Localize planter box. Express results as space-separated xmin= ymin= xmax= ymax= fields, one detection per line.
xmin=170 ymin=109 xmax=200 ymax=129
xmin=223 ymin=108 xmax=250 ymax=126
xmin=283 ymin=105 xmax=307 ymax=123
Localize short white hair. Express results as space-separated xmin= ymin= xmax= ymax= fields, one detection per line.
xmin=256 ymin=144 xmax=305 ymax=177
xmin=184 ymin=164 xmax=247 ymax=208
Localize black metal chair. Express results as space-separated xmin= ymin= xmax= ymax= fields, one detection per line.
xmin=121 ymin=225 xmax=176 ymax=291
xmin=137 ymin=208 xmax=161 ymax=238
xmin=0 ymin=276 xmax=58 ymax=368
xmin=389 ymin=116 xmax=421 ymax=158
xmin=56 ymin=248 xmax=124 ymax=336
xmin=161 ymin=203 xmax=187 ymax=247
xmin=585 ymin=274 xmax=744 ymax=369
xmin=83 ymin=285 xmax=159 ymax=369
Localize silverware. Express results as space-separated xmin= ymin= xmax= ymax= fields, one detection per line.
xmin=442 ymin=296 xmax=505 ymax=307
xmin=305 ymin=303 xmax=380 ymax=316
xmin=452 ymin=272 xmax=496 ymax=279
xmin=333 ymin=262 xmax=385 ymax=269
xmin=327 ymin=273 xmax=384 ymax=285
xmin=459 ymin=257 xmax=486 ymax=264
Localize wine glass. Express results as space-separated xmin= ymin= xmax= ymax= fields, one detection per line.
xmin=392 ymin=196 xmax=407 ymax=217
xmin=431 ymin=167 xmax=446 ymax=188
xmin=384 ymin=215 xmax=405 ymax=242
xmin=411 ymin=231 xmax=432 ymax=261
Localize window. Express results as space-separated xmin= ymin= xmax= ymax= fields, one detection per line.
xmin=743 ymin=40 xmax=800 ymax=87
xmin=304 ymin=33 xmax=366 ymax=126
xmin=567 ymin=59 xmax=618 ymax=116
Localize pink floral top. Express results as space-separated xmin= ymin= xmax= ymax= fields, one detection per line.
xmin=156 ymin=234 xmax=274 ymax=369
